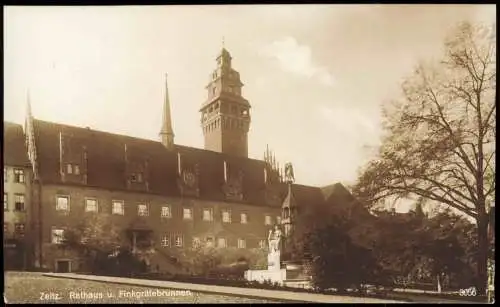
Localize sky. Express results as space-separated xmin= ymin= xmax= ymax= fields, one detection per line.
xmin=3 ymin=5 xmax=496 ymax=212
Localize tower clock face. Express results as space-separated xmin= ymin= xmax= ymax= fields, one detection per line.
xmin=183 ymin=171 xmax=196 ymax=187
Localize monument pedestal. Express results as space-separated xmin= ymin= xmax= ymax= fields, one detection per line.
xmin=267 ymin=251 xmax=281 ymax=271
xmin=245 ymin=225 xmax=311 ymax=289
xmin=244 ymin=251 xmax=311 ymax=289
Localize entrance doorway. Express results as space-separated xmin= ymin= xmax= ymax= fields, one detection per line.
xmin=55 ymin=260 xmax=71 ymax=273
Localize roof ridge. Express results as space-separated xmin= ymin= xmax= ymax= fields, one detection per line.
xmin=4 ymin=121 xmax=24 ymax=127
xmin=33 ymin=119 xmax=162 ymax=144
xmin=33 ymin=119 xmax=269 ymax=165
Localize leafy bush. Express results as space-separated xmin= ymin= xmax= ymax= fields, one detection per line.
xmin=178 ymin=246 xmax=266 ymax=276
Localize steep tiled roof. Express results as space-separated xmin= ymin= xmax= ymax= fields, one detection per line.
xmin=3 ymin=122 xmax=30 ymax=167
xmin=32 ymin=119 xmax=326 ymax=208
xmin=321 ymin=182 xmax=356 ymax=206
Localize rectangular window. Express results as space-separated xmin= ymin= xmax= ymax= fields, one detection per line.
xmin=14 ymin=223 xmax=25 ymax=236
xmin=74 ymin=165 xmax=80 ymax=175
xmin=4 ymin=223 xmax=8 ymax=233
xmin=52 ymin=228 xmax=65 ymax=244
xmin=202 ymin=208 xmax=213 ymax=221
xmin=67 ymin=164 xmax=73 ymax=174
xmin=138 ymin=204 xmax=149 ymax=216
xmin=85 ymin=198 xmax=98 ymax=212
xmin=14 ymin=169 xmax=25 ymax=183
xmin=14 ymin=194 xmax=25 ymax=211
xmin=222 ymin=210 xmax=231 ymax=223
xmin=161 ymin=235 xmax=170 ymax=247
xmin=161 ymin=206 xmax=171 ymax=218
xmin=183 ymin=208 xmax=193 ymax=220
xmin=192 ymin=237 xmax=201 ymax=248
xmin=56 ymin=196 xmax=70 ymax=211
xmin=238 ymin=238 xmax=246 ymax=249
xmin=265 ymin=215 xmax=272 ymax=225
xmin=4 ymin=193 xmax=8 ymax=211
xmin=276 ymin=216 xmax=282 ymax=225
xmin=174 ymin=234 xmax=183 ymax=247
xmin=206 ymin=236 xmax=214 ymax=248
xmin=240 ymin=213 xmax=248 ymax=224
xmin=259 ymin=239 xmax=266 ymax=249
xmin=112 ymin=200 xmax=124 ymax=215
xmin=218 ymin=237 xmax=227 ymax=248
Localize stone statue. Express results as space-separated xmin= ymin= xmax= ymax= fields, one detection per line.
xmin=284 ymin=163 xmax=295 ymax=183
xmin=267 ymin=224 xmax=282 ymax=253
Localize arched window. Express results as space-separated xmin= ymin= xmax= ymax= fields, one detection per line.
xmin=284 ymin=207 xmax=290 ymax=219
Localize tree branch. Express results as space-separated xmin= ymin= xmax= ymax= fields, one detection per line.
xmin=425 ymin=82 xmax=479 ymax=176
xmin=384 ymin=183 xmax=477 ymax=219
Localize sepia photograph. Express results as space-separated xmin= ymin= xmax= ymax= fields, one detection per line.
xmin=3 ymin=4 xmax=496 ymax=304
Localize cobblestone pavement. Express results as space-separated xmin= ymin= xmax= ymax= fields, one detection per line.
xmin=4 ymin=272 xmax=284 ymax=304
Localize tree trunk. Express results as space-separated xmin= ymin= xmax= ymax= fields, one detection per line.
xmin=476 ymin=218 xmax=489 ymax=295
xmin=437 ymin=274 xmax=442 ymax=293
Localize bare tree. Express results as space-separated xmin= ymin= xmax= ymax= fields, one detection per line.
xmin=352 ymin=21 xmax=495 ymax=295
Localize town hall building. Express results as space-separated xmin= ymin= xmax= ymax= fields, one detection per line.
xmin=15 ymin=47 xmax=351 ymax=273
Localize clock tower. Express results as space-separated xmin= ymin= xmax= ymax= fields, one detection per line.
xmin=200 ymin=47 xmax=251 ymax=158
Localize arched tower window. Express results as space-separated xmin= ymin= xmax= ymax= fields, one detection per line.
xmin=201 ymin=47 xmax=250 ymax=158
xmin=284 ymin=207 xmax=290 ymax=219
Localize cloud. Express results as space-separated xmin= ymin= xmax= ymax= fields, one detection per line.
xmin=260 ymin=36 xmax=335 ymax=87
xmin=316 ymin=104 xmax=380 ymax=140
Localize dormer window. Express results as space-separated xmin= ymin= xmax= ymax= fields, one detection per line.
xmin=66 ymin=163 xmax=81 ymax=175
xmin=130 ymin=173 xmax=143 ymax=183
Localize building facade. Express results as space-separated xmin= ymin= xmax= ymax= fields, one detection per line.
xmin=16 ymin=47 xmax=345 ymax=273
xmin=3 ymin=122 xmax=33 ymax=270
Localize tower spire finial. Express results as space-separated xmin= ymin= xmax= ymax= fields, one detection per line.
xmin=26 ymin=88 xmax=34 ymax=122
xmin=222 ymin=36 xmax=225 ymax=49
xmin=160 ymin=73 xmax=175 ymax=149
xmin=27 ymin=89 xmax=31 ymax=114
